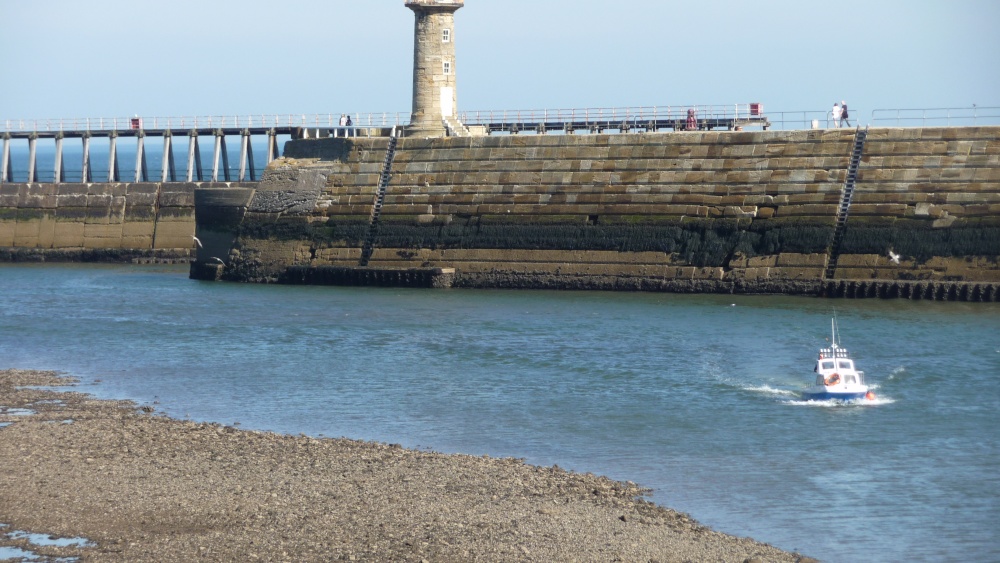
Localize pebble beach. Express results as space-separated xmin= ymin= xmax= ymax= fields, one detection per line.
xmin=0 ymin=369 xmax=812 ymax=562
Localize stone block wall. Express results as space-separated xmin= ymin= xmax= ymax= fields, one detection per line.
xmin=222 ymin=130 xmax=855 ymax=288
xmin=208 ymin=126 xmax=999 ymax=290
xmin=835 ymin=127 xmax=1000 ymax=280
xmin=1 ymin=182 xmax=254 ymax=261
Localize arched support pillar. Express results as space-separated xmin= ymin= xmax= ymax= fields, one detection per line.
xmin=187 ymin=130 xmax=203 ymax=182
xmin=81 ymin=133 xmax=93 ymax=183
xmin=238 ymin=128 xmax=255 ymax=181
xmin=0 ymin=133 xmax=10 ymax=184
xmin=212 ymin=129 xmax=230 ymax=182
xmin=54 ymin=132 xmax=65 ymax=184
xmin=27 ymin=134 xmax=38 ymax=183
xmin=108 ymin=131 xmax=120 ymax=182
xmin=161 ymin=130 xmax=177 ymax=183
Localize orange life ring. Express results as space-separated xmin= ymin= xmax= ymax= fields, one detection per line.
xmin=824 ymin=373 xmax=841 ymax=386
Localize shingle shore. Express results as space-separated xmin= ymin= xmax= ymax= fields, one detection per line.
xmin=0 ymin=370 xmax=813 ymax=562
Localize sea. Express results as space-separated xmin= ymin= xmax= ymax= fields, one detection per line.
xmin=1 ymin=263 xmax=997 ymax=562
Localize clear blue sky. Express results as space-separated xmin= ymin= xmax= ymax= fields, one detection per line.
xmin=1 ymin=0 xmax=997 ymax=122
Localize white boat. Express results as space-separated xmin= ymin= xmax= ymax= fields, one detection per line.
xmin=803 ymin=318 xmax=876 ymax=402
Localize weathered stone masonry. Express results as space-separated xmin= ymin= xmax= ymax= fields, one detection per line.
xmin=0 ymin=182 xmax=255 ymax=262
xmin=194 ymin=126 xmax=1000 ymax=298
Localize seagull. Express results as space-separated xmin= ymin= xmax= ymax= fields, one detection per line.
xmin=888 ymin=249 xmax=901 ymax=264
xmin=191 ymin=235 xmax=203 ymax=248
xmin=209 ymin=256 xmax=226 ymax=265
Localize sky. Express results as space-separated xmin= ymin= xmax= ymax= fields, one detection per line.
xmin=1 ymin=0 xmax=998 ymax=124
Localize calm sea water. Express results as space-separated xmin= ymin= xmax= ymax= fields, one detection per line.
xmin=1 ymin=263 xmax=997 ymax=562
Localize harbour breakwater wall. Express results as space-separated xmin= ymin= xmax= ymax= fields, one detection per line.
xmin=194 ymin=127 xmax=1000 ymax=299
xmin=0 ymin=182 xmax=256 ymax=262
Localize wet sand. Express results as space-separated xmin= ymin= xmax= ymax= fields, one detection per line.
xmin=0 ymin=370 xmax=813 ymax=562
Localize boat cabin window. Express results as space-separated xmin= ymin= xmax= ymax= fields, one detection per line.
xmin=838 ymin=360 xmax=853 ymax=370
xmin=821 ymin=361 xmax=835 ymax=370
xmin=844 ymin=375 xmax=857 ymax=384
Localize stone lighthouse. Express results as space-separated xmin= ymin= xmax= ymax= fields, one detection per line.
xmin=405 ymin=0 xmax=464 ymax=138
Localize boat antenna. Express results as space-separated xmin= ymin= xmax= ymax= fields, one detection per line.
xmin=831 ymin=309 xmax=840 ymax=348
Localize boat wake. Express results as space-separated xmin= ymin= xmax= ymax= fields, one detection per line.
xmin=740 ymin=383 xmax=799 ymax=398
xmin=886 ymin=366 xmax=907 ymax=380
xmin=784 ymin=394 xmax=894 ymax=407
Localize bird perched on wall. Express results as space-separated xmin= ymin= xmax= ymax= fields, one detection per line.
xmin=888 ymin=249 xmax=901 ymax=264
xmin=191 ymin=235 xmax=203 ymax=248
xmin=210 ymin=257 xmax=225 ymax=265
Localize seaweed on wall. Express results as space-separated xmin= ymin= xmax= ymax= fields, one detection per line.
xmin=839 ymin=219 xmax=1000 ymax=261
xmin=366 ymin=217 xmax=836 ymax=268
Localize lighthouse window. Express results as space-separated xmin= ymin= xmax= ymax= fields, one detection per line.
xmin=442 ymin=29 xmax=451 ymax=42
xmin=443 ymin=61 xmax=452 ymax=75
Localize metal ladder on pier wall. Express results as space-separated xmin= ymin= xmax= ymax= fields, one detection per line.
xmin=824 ymin=126 xmax=869 ymax=279
xmin=359 ymin=134 xmax=399 ymax=267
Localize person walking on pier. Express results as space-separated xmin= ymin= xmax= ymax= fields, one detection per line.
xmin=831 ymin=102 xmax=843 ymax=128
xmin=840 ymin=101 xmax=851 ymax=127
xmin=685 ymin=108 xmax=697 ymax=131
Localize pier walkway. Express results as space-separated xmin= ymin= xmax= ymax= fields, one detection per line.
xmin=4 ymin=104 xmax=997 ymax=185
xmin=0 ymin=105 xmax=765 ymax=185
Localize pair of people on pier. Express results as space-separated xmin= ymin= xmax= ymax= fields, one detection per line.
xmin=831 ymin=102 xmax=850 ymax=128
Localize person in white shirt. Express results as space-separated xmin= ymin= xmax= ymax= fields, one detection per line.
xmin=831 ymin=103 xmax=843 ymax=128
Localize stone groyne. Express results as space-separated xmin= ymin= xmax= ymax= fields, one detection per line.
xmin=195 ymin=127 xmax=995 ymax=299
xmin=0 ymin=182 xmax=256 ymax=262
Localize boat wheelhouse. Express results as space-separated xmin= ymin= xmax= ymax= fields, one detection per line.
xmin=802 ymin=319 xmax=874 ymax=402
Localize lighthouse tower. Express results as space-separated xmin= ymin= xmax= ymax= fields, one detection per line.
xmin=405 ymin=0 xmax=464 ymax=138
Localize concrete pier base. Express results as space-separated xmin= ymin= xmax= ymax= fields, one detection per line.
xmin=822 ymin=279 xmax=1000 ymax=302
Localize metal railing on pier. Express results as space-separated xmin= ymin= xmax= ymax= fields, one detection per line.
xmin=5 ymin=105 xmax=997 ymax=136
xmin=870 ymin=106 xmax=1000 ymax=127
xmin=3 ymin=105 xmax=997 ymax=184
xmin=1 ymin=113 xmax=411 ymax=134
xmin=458 ymin=103 xmax=770 ymax=133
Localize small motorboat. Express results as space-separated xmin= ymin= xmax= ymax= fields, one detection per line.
xmin=803 ymin=318 xmax=876 ymax=402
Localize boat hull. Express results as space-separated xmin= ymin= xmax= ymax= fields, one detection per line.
xmin=801 ymin=389 xmax=869 ymax=401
